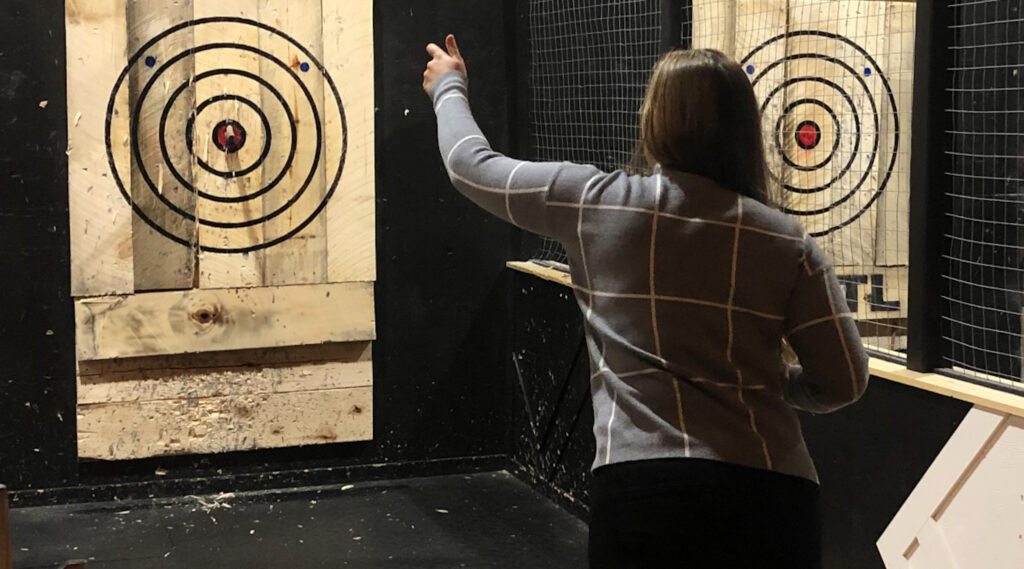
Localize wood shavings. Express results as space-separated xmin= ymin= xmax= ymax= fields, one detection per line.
xmin=38 ymin=100 xmax=48 ymax=108
xmin=74 ymin=112 xmax=82 ymax=127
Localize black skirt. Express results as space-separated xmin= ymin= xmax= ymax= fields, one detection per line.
xmin=589 ymin=458 xmax=822 ymax=569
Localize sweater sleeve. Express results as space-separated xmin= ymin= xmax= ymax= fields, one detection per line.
xmin=429 ymin=71 xmax=606 ymax=240
xmin=782 ymin=235 xmax=869 ymax=413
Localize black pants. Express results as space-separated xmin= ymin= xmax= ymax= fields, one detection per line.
xmin=589 ymin=458 xmax=822 ymax=569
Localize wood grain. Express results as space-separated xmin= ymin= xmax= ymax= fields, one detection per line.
xmin=66 ymin=0 xmax=134 ymax=296
xmin=193 ymin=0 xmax=267 ymax=288
xmin=78 ymin=343 xmax=372 ymax=404
xmin=127 ymin=0 xmax=197 ymax=291
xmin=75 ymin=281 xmax=375 ymax=360
xmin=874 ymin=1 xmax=915 ymax=267
xmin=259 ymin=0 xmax=329 ymax=285
xmin=324 ymin=0 xmax=376 ymax=283
xmin=693 ymin=0 xmax=737 ymax=58
xmin=78 ymin=386 xmax=373 ymax=460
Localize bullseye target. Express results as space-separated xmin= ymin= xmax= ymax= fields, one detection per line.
xmin=105 ymin=16 xmax=347 ymax=254
xmin=741 ymin=30 xmax=899 ymax=237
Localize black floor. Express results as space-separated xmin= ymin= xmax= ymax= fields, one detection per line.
xmin=10 ymin=471 xmax=588 ymax=569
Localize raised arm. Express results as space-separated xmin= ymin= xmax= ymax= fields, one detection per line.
xmin=783 ymin=235 xmax=870 ymax=413
xmin=423 ymin=35 xmax=605 ymax=240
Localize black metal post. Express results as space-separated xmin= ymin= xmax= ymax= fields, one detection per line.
xmin=659 ymin=0 xmax=683 ymax=53
xmin=907 ymin=1 xmax=954 ymax=372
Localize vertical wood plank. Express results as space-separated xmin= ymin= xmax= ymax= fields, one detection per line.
xmin=193 ymin=0 xmax=266 ymax=288
xmin=875 ymin=1 xmax=915 ymax=267
xmin=692 ymin=0 xmax=737 ymax=57
xmin=66 ymin=0 xmax=134 ymax=296
xmin=735 ymin=0 xmax=788 ymax=207
xmin=324 ymin=0 xmax=376 ymax=283
xmin=127 ymin=0 xmax=197 ymax=291
xmin=259 ymin=0 xmax=328 ymax=285
xmin=784 ymin=0 xmax=886 ymax=266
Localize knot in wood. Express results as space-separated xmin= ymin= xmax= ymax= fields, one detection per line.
xmin=190 ymin=304 xmax=221 ymax=326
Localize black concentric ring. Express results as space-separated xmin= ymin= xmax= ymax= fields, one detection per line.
xmin=160 ymin=67 xmax=298 ymax=204
xmin=105 ymin=17 xmax=348 ymax=254
xmin=138 ymin=45 xmax=319 ymax=224
xmin=775 ymin=99 xmax=841 ymax=171
xmin=184 ymin=95 xmax=273 ymax=179
xmin=740 ymin=30 xmax=899 ymax=236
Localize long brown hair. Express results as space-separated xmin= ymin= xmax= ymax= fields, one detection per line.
xmin=640 ymin=49 xmax=778 ymax=207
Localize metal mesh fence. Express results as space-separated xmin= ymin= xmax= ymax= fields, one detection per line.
xmin=526 ymin=0 xmax=662 ymax=266
xmin=523 ymin=0 xmax=914 ymax=356
xmin=943 ymin=0 xmax=1024 ymax=388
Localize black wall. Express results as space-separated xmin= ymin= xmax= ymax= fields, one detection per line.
xmin=511 ymin=273 xmax=973 ymax=569
xmin=0 ymin=0 xmax=518 ymax=500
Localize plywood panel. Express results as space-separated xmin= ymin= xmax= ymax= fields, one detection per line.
xmin=66 ymin=0 xmax=134 ymax=296
xmin=874 ymin=2 xmax=914 ymax=266
xmin=324 ymin=0 xmax=376 ymax=283
xmin=878 ymin=408 xmax=1024 ymax=569
xmin=259 ymin=0 xmax=329 ymax=285
xmin=75 ymin=281 xmax=375 ymax=360
xmin=78 ymin=386 xmax=372 ymax=460
xmin=693 ymin=0 xmax=737 ymax=57
xmin=193 ymin=0 xmax=266 ymax=288
xmin=127 ymin=0 xmax=198 ymax=291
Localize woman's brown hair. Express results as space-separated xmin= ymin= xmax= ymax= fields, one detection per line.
xmin=640 ymin=49 xmax=779 ymax=208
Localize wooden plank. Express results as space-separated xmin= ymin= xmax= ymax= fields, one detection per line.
xmin=506 ymin=261 xmax=573 ymax=287
xmin=78 ymin=344 xmax=372 ymax=404
xmin=193 ymin=0 xmax=266 ymax=288
xmin=0 ymin=484 xmax=11 ymax=569
xmin=78 ymin=386 xmax=372 ymax=460
xmin=871 ymin=359 xmax=1024 ymax=418
xmin=874 ymin=1 xmax=915 ymax=266
xmin=77 ymin=340 xmax=370 ymax=376
xmin=66 ymin=0 xmax=134 ymax=296
xmin=735 ymin=0 xmax=789 ymax=206
xmin=126 ymin=0 xmax=197 ymax=292
xmin=877 ymin=407 xmax=1006 ymax=567
xmin=784 ymin=0 xmax=889 ymax=266
xmin=938 ymin=416 xmax=1024 ymax=568
xmin=75 ymin=281 xmax=375 ymax=360
xmin=259 ymin=0 xmax=328 ymax=285
xmin=324 ymin=0 xmax=376 ymax=283
xmin=692 ymin=0 xmax=737 ymax=57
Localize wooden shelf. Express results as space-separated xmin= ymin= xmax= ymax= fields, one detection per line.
xmin=507 ymin=260 xmax=1024 ymax=418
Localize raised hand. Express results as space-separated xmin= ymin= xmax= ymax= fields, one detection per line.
xmin=423 ymin=34 xmax=467 ymax=95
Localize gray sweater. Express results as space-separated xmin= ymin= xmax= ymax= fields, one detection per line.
xmin=431 ymin=71 xmax=869 ymax=483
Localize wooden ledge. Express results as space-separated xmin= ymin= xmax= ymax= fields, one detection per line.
xmin=507 ymin=261 xmax=573 ymax=287
xmin=507 ymin=260 xmax=1024 ymax=418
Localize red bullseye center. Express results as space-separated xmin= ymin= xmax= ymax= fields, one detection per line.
xmin=795 ymin=121 xmax=821 ymax=150
xmin=213 ymin=120 xmax=247 ymax=154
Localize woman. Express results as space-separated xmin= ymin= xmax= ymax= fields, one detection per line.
xmin=423 ymin=36 xmax=868 ymax=569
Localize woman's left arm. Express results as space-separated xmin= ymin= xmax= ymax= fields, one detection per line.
xmin=423 ymin=35 xmax=606 ymax=240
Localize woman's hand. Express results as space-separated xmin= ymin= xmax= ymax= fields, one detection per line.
xmin=423 ymin=34 xmax=467 ymax=95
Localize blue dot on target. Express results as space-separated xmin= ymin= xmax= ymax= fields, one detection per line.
xmin=865 ymin=67 xmax=873 ymax=76
xmin=145 ymin=55 xmax=157 ymax=68
xmin=746 ymin=65 xmax=755 ymax=75
xmin=300 ymin=62 xmax=310 ymax=72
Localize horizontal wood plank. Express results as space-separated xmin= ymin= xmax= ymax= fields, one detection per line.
xmin=75 ymin=282 xmax=375 ymax=360
xmin=78 ymin=386 xmax=372 ymax=460
xmin=78 ymin=350 xmax=372 ymax=404
xmin=870 ymin=358 xmax=1024 ymax=419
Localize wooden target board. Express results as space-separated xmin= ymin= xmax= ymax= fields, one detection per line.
xmin=694 ymin=0 xmax=913 ymax=344
xmin=65 ymin=0 xmax=375 ymax=460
